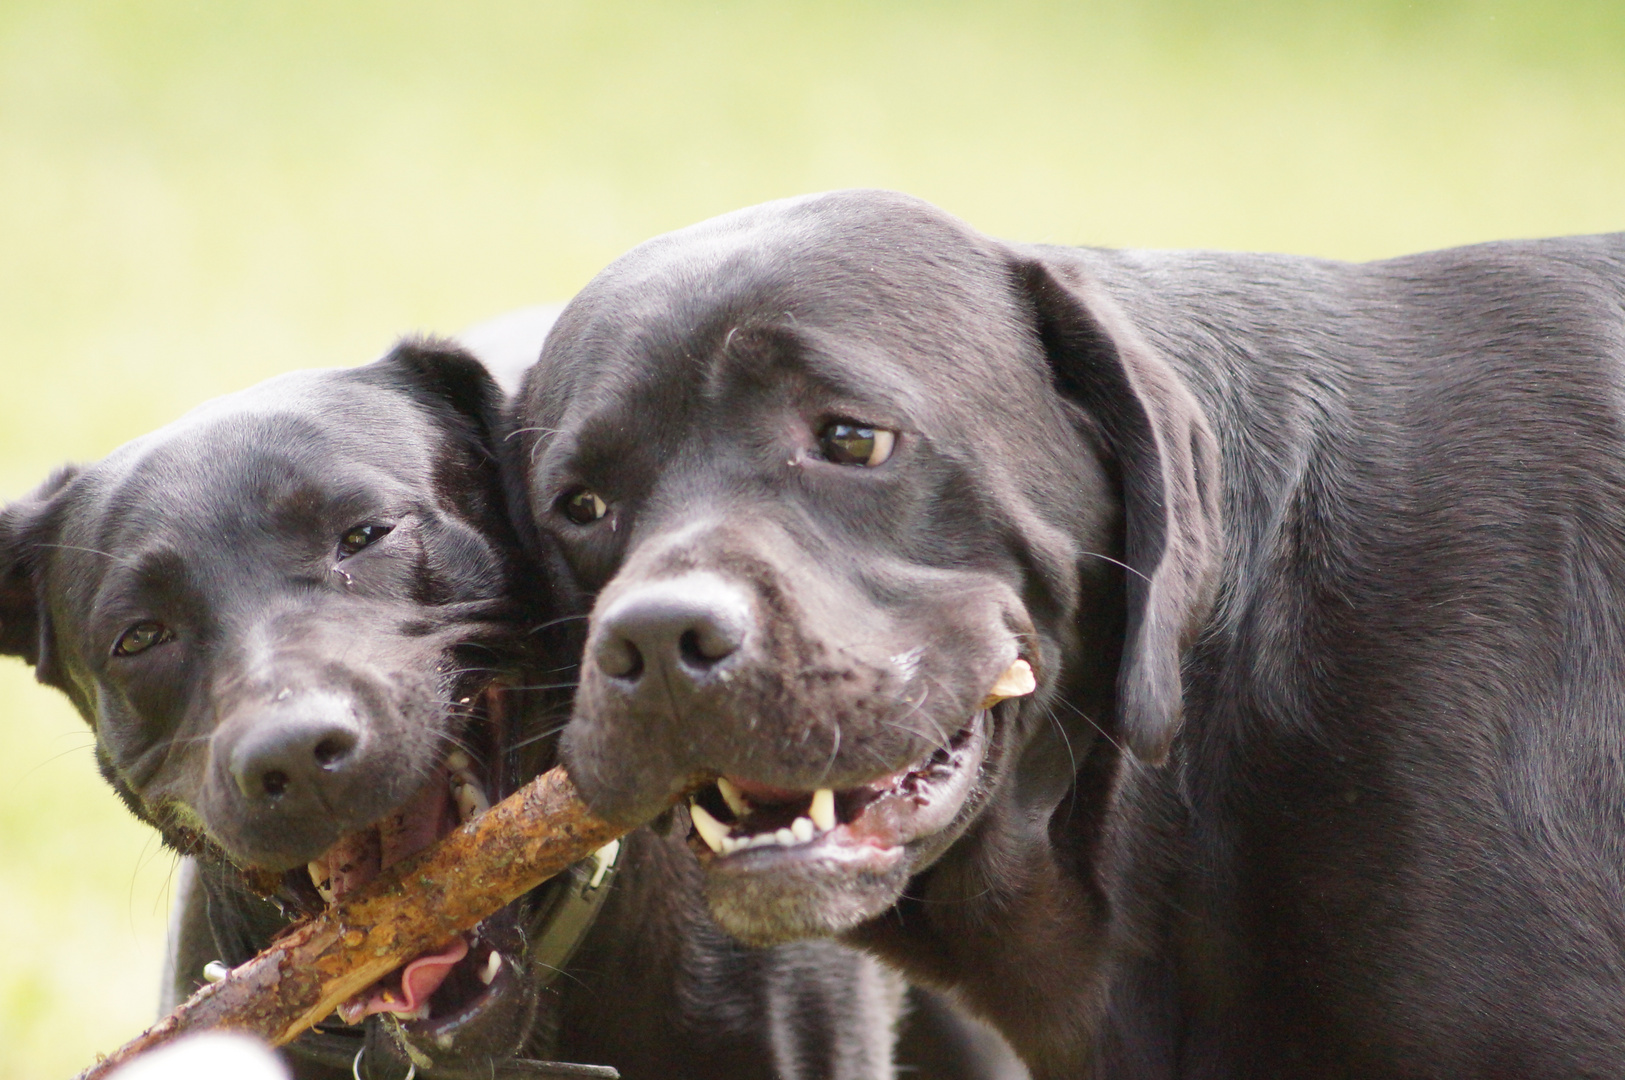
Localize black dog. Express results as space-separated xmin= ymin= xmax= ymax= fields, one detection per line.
xmin=510 ymin=190 xmax=1625 ymax=1079
xmin=0 ymin=344 xmax=915 ymax=1079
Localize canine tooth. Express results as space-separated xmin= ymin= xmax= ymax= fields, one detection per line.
xmin=456 ymin=782 xmax=490 ymax=822
xmin=980 ymin=658 xmax=1037 ymax=709
xmin=809 ymin=788 xmax=837 ymax=832
xmin=479 ymin=950 xmax=503 ymax=985
xmin=791 ymin=816 xmax=816 ymax=843
xmin=446 ymin=750 xmax=471 ymax=772
xmin=690 ymin=802 xmax=732 ymax=854
xmin=775 ymin=827 xmax=797 ymax=846
xmin=202 ymin=960 xmax=230 ymax=983
xmin=716 ymin=777 xmax=752 ymax=819
xmin=307 ymin=860 xmax=334 ymax=903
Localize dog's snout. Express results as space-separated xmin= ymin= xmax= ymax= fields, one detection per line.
xmin=592 ymin=574 xmax=753 ymax=685
xmin=226 ymin=698 xmax=361 ymax=804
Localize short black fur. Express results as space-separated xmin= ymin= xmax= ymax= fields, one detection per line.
xmin=510 ymin=190 xmax=1625 ymax=1079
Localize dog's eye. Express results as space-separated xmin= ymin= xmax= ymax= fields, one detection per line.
xmin=338 ymin=524 xmax=392 ymax=558
xmin=560 ymin=488 xmax=609 ymax=525
xmin=113 ymin=621 xmax=173 ymax=658
xmin=819 ymin=422 xmax=896 ymax=467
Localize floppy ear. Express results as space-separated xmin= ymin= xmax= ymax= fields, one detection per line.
xmin=1014 ymin=253 xmax=1222 ymax=763
xmin=366 ymin=336 xmax=507 ymax=447
xmin=0 ymin=466 xmax=80 ymax=688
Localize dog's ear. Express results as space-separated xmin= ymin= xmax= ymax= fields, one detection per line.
xmin=1014 ymin=253 xmax=1222 ymax=763
xmin=0 ymin=465 xmax=80 ymax=688
xmin=367 ymin=337 xmax=506 ymax=446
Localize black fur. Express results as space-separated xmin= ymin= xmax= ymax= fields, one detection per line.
xmin=510 ymin=189 xmax=1625 ymax=1078
xmin=0 ymin=342 xmax=924 ymax=1080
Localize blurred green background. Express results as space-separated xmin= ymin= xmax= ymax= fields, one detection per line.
xmin=1 ymin=1 xmax=1621 ymax=1074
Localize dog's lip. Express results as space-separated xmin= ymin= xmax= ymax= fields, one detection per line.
xmin=686 ymin=708 xmax=990 ymax=868
xmin=313 ymin=683 xmax=526 ymax=1033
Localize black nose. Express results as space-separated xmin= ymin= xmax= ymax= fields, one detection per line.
xmin=592 ymin=574 xmax=753 ymax=686
xmin=227 ymin=697 xmax=362 ymax=805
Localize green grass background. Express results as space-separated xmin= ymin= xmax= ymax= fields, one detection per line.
xmin=1 ymin=1 xmax=1621 ymax=1074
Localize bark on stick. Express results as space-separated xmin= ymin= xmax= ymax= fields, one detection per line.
xmin=76 ymin=766 xmax=626 ymax=1080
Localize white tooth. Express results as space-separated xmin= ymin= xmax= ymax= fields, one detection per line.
xmin=791 ymin=816 xmax=816 ymax=843
xmin=456 ymin=782 xmax=490 ymax=822
xmin=202 ymin=960 xmax=230 ymax=983
xmin=721 ymin=833 xmax=745 ymax=855
xmin=690 ymin=802 xmax=731 ymax=854
xmin=716 ymin=777 xmax=752 ymax=819
xmin=809 ymin=789 xmax=837 ymax=832
xmin=748 ymin=832 xmax=778 ymax=849
xmin=307 ymin=860 xmax=334 ymax=904
xmin=446 ymin=750 xmax=471 ymax=772
xmin=479 ymin=950 xmax=503 ymax=985
xmin=981 ymin=658 xmax=1037 ymax=709
xmin=775 ymin=827 xmax=797 ymax=847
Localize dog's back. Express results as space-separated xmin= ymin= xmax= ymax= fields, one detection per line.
xmin=1071 ymin=234 xmax=1625 ymax=1077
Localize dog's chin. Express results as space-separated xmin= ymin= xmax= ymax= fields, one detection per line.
xmin=686 ymin=709 xmax=990 ymax=947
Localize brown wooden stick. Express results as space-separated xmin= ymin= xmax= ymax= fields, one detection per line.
xmin=76 ymin=766 xmax=627 ymax=1080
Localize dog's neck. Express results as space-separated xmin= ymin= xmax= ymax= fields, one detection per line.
xmin=844 ymin=756 xmax=1185 ymax=1079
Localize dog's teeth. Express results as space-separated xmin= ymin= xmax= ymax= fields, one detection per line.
xmin=716 ymin=777 xmax=752 ymax=819
xmin=202 ymin=960 xmax=230 ymax=983
xmin=307 ymin=860 xmax=335 ymax=903
xmin=791 ymin=816 xmax=816 ymax=843
xmin=981 ymin=658 xmax=1037 ymax=709
xmin=690 ymin=802 xmax=732 ymax=854
xmin=446 ymin=750 xmax=471 ymax=772
xmin=775 ymin=827 xmax=797 ymax=846
xmin=455 ymin=781 xmax=491 ymax=822
xmin=479 ymin=950 xmax=503 ymax=985
xmin=809 ymin=788 xmax=837 ymax=832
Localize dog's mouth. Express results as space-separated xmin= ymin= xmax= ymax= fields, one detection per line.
xmin=685 ymin=707 xmax=990 ymax=871
xmin=672 ymin=657 xmax=1033 ymax=945
xmin=293 ymin=685 xmax=524 ymax=1042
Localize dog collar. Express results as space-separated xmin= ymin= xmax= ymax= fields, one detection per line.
xmin=529 ymin=837 xmax=623 ymax=986
xmin=285 ymin=839 xmax=624 ymax=1076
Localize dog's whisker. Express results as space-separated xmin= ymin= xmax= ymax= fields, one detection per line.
xmin=509 ymin=723 xmax=572 ymax=752
xmin=528 ymin=613 xmax=591 ymax=634
xmin=1077 ymin=549 xmax=1153 ymax=585
xmin=34 ymin=541 xmax=135 ymax=566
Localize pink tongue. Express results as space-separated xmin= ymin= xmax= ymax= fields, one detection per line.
xmin=339 ymin=937 xmax=469 ymax=1022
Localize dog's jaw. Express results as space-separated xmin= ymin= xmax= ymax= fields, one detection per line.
xmin=686 ymin=708 xmax=996 ymax=944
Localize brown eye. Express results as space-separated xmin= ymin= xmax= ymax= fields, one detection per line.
xmin=114 ymin=621 xmax=173 ymax=658
xmin=338 ymin=524 xmax=392 ymax=558
xmin=819 ymin=422 xmax=897 ymax=467
xmin=560 ymin=488 xmax=609 ymax=525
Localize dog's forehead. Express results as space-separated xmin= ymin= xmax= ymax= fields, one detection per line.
xmin=528 ymin=190 xmax=1041 ymax=439
xmin=56 ymin=370 xmax=441 ymax=570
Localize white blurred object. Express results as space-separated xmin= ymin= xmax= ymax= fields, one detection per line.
xmin=454 ymin=303 xmax=565 ymax=394
xmin=107 ymin=1032 xmax=289 ymax=1080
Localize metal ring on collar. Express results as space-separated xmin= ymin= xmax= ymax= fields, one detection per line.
xmin=354 ymin=1044 xmax=415 ymax=1080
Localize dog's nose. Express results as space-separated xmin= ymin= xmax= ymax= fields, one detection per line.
xmin=592 ymin=574 xmax=753 ymax=685
xmin=227 ymin=700 xmax=362 ymax=805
